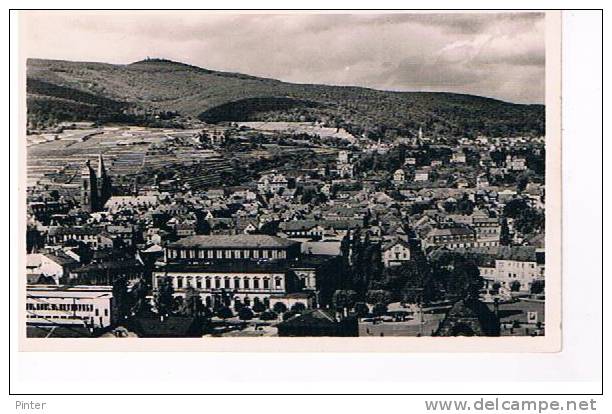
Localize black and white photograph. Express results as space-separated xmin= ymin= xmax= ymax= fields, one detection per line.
xmin=18 ymin=10 xmax=561 ymax=348
xmin=7 ymin=3 xmax=607 ymax=407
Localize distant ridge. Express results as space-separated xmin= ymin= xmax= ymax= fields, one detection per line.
xmin=26 ymin=58 xmax=545 ymax=138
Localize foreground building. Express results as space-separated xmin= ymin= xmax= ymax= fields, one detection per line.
xmin=26 ymin=285 xmax=113 ymax=330
xmin=154 ymin=234 xmax=342 ymax=308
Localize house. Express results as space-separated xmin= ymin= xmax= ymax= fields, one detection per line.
xmin=47 ymin=226 xmax=103 ymax=248
xmin=26 ymin=252 xmax=80 ymax=285
xmin=257 ymin=173 xmax=289 ymax=194
xmin=452 ymin=246 xmax=545 ymax=293
xmin=423 ymin=226 xmax=477 ymax=250
xmin=451 ymin=151 xmax=467 ymax=163
xmin=129 ymin=315 xmax=204 ymax=337
xmin=277 ymin=309 xmax=358 ymax=337
xmin=476 ymin=175 xmax=490 ymax=189
xmin=393 ymin=169 xmax=406 ymax=184
xmin=104 ymin=195 xmax=159 ymax=213
xmin=414 ymin=169 xmax=429 ymax=182
xmin=435 ymin=299 xmax=500 ymax=336
xmin=67 ymin=258 xmax=144 ymax=285
xmin=381 ymin=239 xmax=411 ymax=267
xmin=505 ymin=155 xmax=527 ymax=171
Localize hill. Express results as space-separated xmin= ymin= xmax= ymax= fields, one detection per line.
xmin=26 ymin=58 xmax=545 ymax=138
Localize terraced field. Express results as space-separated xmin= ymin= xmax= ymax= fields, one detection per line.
xmin=26 ymin=127 xmax=232 ymax=194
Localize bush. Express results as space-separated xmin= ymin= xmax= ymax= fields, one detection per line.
xmin=354 ymin=302 xmax=370 ymax=318
xmin=530 ymin=279 xmax=545 ymax=295
xmin=238 ymin=307 xmax=254 ymax=321
xmin=259 ymin=310 xmax=278 ymax=321
xmin=282 ymin=310 xmax=297 ymax=321
xmin=216 ymin=306 xmax=234 ymax=320
xmin=273 ymin=302 xmax=288 ymax=314
xmin=252 ymin=301 xmax=267 ymax=313
xmin=372 ymin=303 xmax=388 ymax=317
xmin=290 ymin=302 xmax=307 ymax=312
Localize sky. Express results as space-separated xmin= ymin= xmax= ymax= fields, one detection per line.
xmin=21 ymin=11 xmax=546 ymax=104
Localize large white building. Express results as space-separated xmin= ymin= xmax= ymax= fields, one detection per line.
xmin=25 ymin=285 xmax=113 ymax=329
xmin=154 ymin=234 xmax=341 ymax=308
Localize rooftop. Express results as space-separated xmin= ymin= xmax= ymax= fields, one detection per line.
xmin=168 ymin=234 xmax=300 ymax=249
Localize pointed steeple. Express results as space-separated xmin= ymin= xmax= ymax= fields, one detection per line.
xmin=97 ymin=153 xmax=106 ymax=178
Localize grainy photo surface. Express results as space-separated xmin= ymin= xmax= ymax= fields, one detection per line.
xmin=20 ymin=11 xmax=558 ymax=346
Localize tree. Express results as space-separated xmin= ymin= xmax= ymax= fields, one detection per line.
xmin=216 ymin=306 xmax=234 ymax=320
xmin=372 ymin=303 xmax=388 ymax=317
xmin=112 ymin=276 xmax=132 ymax=323
xmin=154 ymin=276 xmax=175 ymax=317
xmin=130 ymin=278 xmax=151 ymax=316
xmin=516 ymin=173 xmax=530 ymax=193
xmin=282 ymin=310 xmax=297 ymax=321
xmin=259 ymin=310 xmax=278 ymax=321
xmin=510 ymin=280 xmax=522 ymax=292
xmin=252 ymin=300 xmax=267 ymax=313
xmin=333 ymin=290 xmax=357 ymax=311
xmin=365 ymin=289 xmax=393 ymax=305
xmin=530 ymin=279 xmax=545 ymax=295
xmin=504 ymin=198 xmax=529 ymax=219
xmin=432 ymin=253 xmax=483 ymax=301
xmin=273 ymin=302 xmax=288 ymax=314
xmin=290 ymin=302 xmax=306 ymax=312
xmin=354 ymin=302 xmax=370 ymax=318
xmin=500 ymin=218 xmax=512 ymax=246
xmin=238 ymin=307 xmax=254 ymax=321
xmin=182 ymin=286 xmax=204 ymax=316
xmin=447 ymin=259 xmax=484 ymax=300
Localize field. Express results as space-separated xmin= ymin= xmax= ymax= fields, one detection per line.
xmin=237 ymin=122 xmax=358 ymax=143
xmin=26 ymin=126 xmax=230 ymax=194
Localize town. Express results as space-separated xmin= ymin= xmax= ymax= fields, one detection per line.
xmin=25 ymin=119 xmax=546 ymax=338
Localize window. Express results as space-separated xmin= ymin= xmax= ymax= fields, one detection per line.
xmin=104 ymin=309 xmax=108 ymax=316
xmin=275 ymin=278 xmax=282 ymax=288
xmin=254 ymin=278 xmax=260 ymax=289
xmin=224 ymin=278 xmax=230 ymax=289
xmin=177 ymin=277 xmax=183 ymax=289
xmin=263 ymin=278 xmax=270 ymax=289
xmin=196 ymin=277 xmax=202 ymax=289
xmin=215 ymin=277 xmax=221 ymax=289
xmin=205 ymin=278 xmax=211 ymax=289
xmin=243 ymin=278 xmax=250 ymax=289
xmin=234 ymin=277 xmax=240 ymax=289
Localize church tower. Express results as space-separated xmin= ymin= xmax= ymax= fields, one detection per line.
xmin=97 ymin=153 xmax=112 ymax=209
xmin=81 ymin=159 xmax=98 ymax=213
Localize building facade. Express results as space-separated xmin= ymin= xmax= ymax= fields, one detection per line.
xmin=25 ymin=285 xmax=113 ymax=329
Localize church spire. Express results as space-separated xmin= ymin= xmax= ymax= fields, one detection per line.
xmin=97 ymin=153 xmax=106 ymax=178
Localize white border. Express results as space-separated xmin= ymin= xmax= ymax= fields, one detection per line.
xmin=6 ymin=6 xmax=603 ymax=396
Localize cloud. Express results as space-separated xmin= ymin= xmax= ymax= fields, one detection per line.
xmin=21 ymin=11 xmax=546 ymax=103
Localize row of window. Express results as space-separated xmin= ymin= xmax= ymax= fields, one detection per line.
xmin=26 ymin=302 xmax=95 ymax=312
xmin=499 ymin=262 xmax=536 ymax=269
xmin=432 ymin=235 xmax=475 ymax=242
xmin=168 ymin=248 xmax=288 ymax=260
xmin=160 ymin=275 xmax=283 ymax=290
